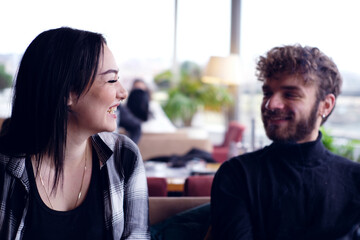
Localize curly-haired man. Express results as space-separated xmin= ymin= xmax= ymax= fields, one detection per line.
xmin=211 ymin=45 xmax=360 ymax=239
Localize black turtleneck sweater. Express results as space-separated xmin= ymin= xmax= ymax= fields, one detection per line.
xmin=211 ymin=133 xmax=360 ymax=240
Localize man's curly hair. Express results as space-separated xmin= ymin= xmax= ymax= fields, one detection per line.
xmin=256 ymin=44 xmax=342 ymax=102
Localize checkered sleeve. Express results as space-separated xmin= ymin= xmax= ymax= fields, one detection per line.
xmin=121 ymin=139 xmax=150 ymax=239
xmin=97 ymin=132 xmax=150 ymax=239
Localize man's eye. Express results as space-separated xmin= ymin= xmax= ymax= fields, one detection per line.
xmin=284 ymin=92 xmax=299 ymax=99
xmin=262 ymin=91 xmax=272 ymax=98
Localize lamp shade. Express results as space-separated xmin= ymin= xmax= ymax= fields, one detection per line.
xmin=202 ymin=54 xmax=240 ymax=85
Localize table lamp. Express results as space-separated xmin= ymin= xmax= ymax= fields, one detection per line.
xmin=202 ymin=54 xmax=240 ymax=85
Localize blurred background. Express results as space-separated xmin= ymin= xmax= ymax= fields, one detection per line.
xmin=1 ymin=0 xmax=360 ymax=160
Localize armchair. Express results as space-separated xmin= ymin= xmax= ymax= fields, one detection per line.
xmin=212 ymin=121 xmax=245 ymax=163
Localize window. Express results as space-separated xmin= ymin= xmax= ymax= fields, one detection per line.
xmin=239 ymin=0 xmax=360 ymax=145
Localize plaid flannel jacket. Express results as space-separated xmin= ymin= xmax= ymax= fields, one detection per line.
xmin=0 ymin=132 xmax=150 ymax=239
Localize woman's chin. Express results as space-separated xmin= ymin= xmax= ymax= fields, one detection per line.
xmin=107 ymin=123 xmax=118 ymax=133
xmin=95 ymin=124 xmax=117 ymax=134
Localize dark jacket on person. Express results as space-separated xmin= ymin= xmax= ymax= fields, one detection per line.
xmin=118 ymin=104 xmax=142 ymax=143
xmin=127 ymin=89 xmax=150 ymax=122
xmin=211 ymin=132 xmax=360 ymax=239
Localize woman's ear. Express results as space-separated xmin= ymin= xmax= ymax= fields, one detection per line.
xmin=319 ymin=93 xmax=336 ymax=117
xmin=68 ymin=92 xmax=76 ymax=107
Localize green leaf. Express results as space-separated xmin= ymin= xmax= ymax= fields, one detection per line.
xmin=0 ymin=64 xmax=13 ymax=91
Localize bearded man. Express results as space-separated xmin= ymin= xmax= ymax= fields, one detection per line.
xmin=210 ymin=45 xmax=360 ymax=240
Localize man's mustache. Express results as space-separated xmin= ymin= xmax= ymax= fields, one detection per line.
xmin=262 ymin=109 xmax=294 ymax=120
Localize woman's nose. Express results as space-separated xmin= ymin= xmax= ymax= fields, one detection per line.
xmin=265 ymin=94 xmax=284 ymax=110
xmin=117 ymin=82 xmax=128 ymax=101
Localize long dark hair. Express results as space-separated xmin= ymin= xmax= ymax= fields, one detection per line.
xmin=0 ymin=27 xmax=106 ymax=189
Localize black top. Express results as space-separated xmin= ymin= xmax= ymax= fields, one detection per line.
xmin=24 ymin=147 xmax=105 ymax=240
xmin=127 ymin=89 xmax=150 ymax=121
xmin=211 ymin=133 xmax=360 ymax=240
xmin=118 ymin=104 xmax=142 ymax=143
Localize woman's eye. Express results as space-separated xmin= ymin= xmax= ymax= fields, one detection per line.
xmin=108 ymin=76 xmax=119 ymax=83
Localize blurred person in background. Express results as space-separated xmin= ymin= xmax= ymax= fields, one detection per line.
xmin=127 ymin=79 xmax=152 ymax=122
xmin=117 ymin=104 xmax=143 ymax=143
xmin=118 ymin=78 xmax=176 ymax=143
xmin=117 ymin=78 xmax=150 ymax=143
xmin=130 ymin=79 xmax=176 ymax=134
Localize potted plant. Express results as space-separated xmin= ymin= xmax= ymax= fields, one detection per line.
xmin=321 ymin=127 xmax=360 ymax=162
xmin=154 ymin=61 xmax=233 ymax=126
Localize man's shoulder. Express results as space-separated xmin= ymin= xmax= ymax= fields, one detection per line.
xmin=328 ymin=150 xmax=360 ymax=171
xmin=219 ymin=146 xmax=271 ymax=173
xmin=229 ymin=146 xmax=270 ymax=164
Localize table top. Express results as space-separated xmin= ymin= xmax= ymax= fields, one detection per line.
xmin=145 ymin=160 xmax=220 ymax=192
xmin=145 ymin=160 xmax=220 ymax=178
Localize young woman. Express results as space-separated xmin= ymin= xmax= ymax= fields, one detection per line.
xmin=0 ymin=27 xmax=149 ymax=239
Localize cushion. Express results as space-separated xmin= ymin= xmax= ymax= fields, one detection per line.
xmin=150 ymin=203 xmax=210 ymax=240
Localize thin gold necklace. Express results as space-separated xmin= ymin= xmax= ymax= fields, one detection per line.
xmin=39 ymin=144 xmax=87 ymax=210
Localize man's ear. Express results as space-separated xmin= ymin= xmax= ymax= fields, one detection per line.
xmin=319 ymin=93 xmax=336 ymax=118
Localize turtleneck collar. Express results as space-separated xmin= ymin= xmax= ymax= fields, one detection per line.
xmin=268 ymin=131 xmax=327 ymax=167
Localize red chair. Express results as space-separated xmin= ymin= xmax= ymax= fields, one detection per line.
xmin=184 ymin=175 xmax=214 ymax=197
xmin=147 ymin=177 xmax=168 ymax=197
xmin=212 ymin=121 xmax=245 ymax=163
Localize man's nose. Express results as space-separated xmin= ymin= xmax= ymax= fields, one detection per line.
xmin=265 ymin=94 xmax=284 ymax=110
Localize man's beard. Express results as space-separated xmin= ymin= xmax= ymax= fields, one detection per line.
xmin=261 ymin=100 xmax=320 ymax=142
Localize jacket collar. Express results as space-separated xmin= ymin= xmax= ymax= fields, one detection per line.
xmin=91 ymin=133 xmax=114 ymax=168
xmin=5 ymin=133 xmax=114 ymax=192
xmin=268 ymin=131 xmax=327 ymax=167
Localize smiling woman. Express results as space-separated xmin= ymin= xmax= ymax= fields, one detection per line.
xmin=0 ymin=27 xmax=149 ymax=240
xmin=68 ymin=45 xmax=127 ymax=135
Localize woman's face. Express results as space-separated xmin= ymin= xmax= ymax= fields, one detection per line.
xmin=68 ymin=44 xmax=127 ymax=135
